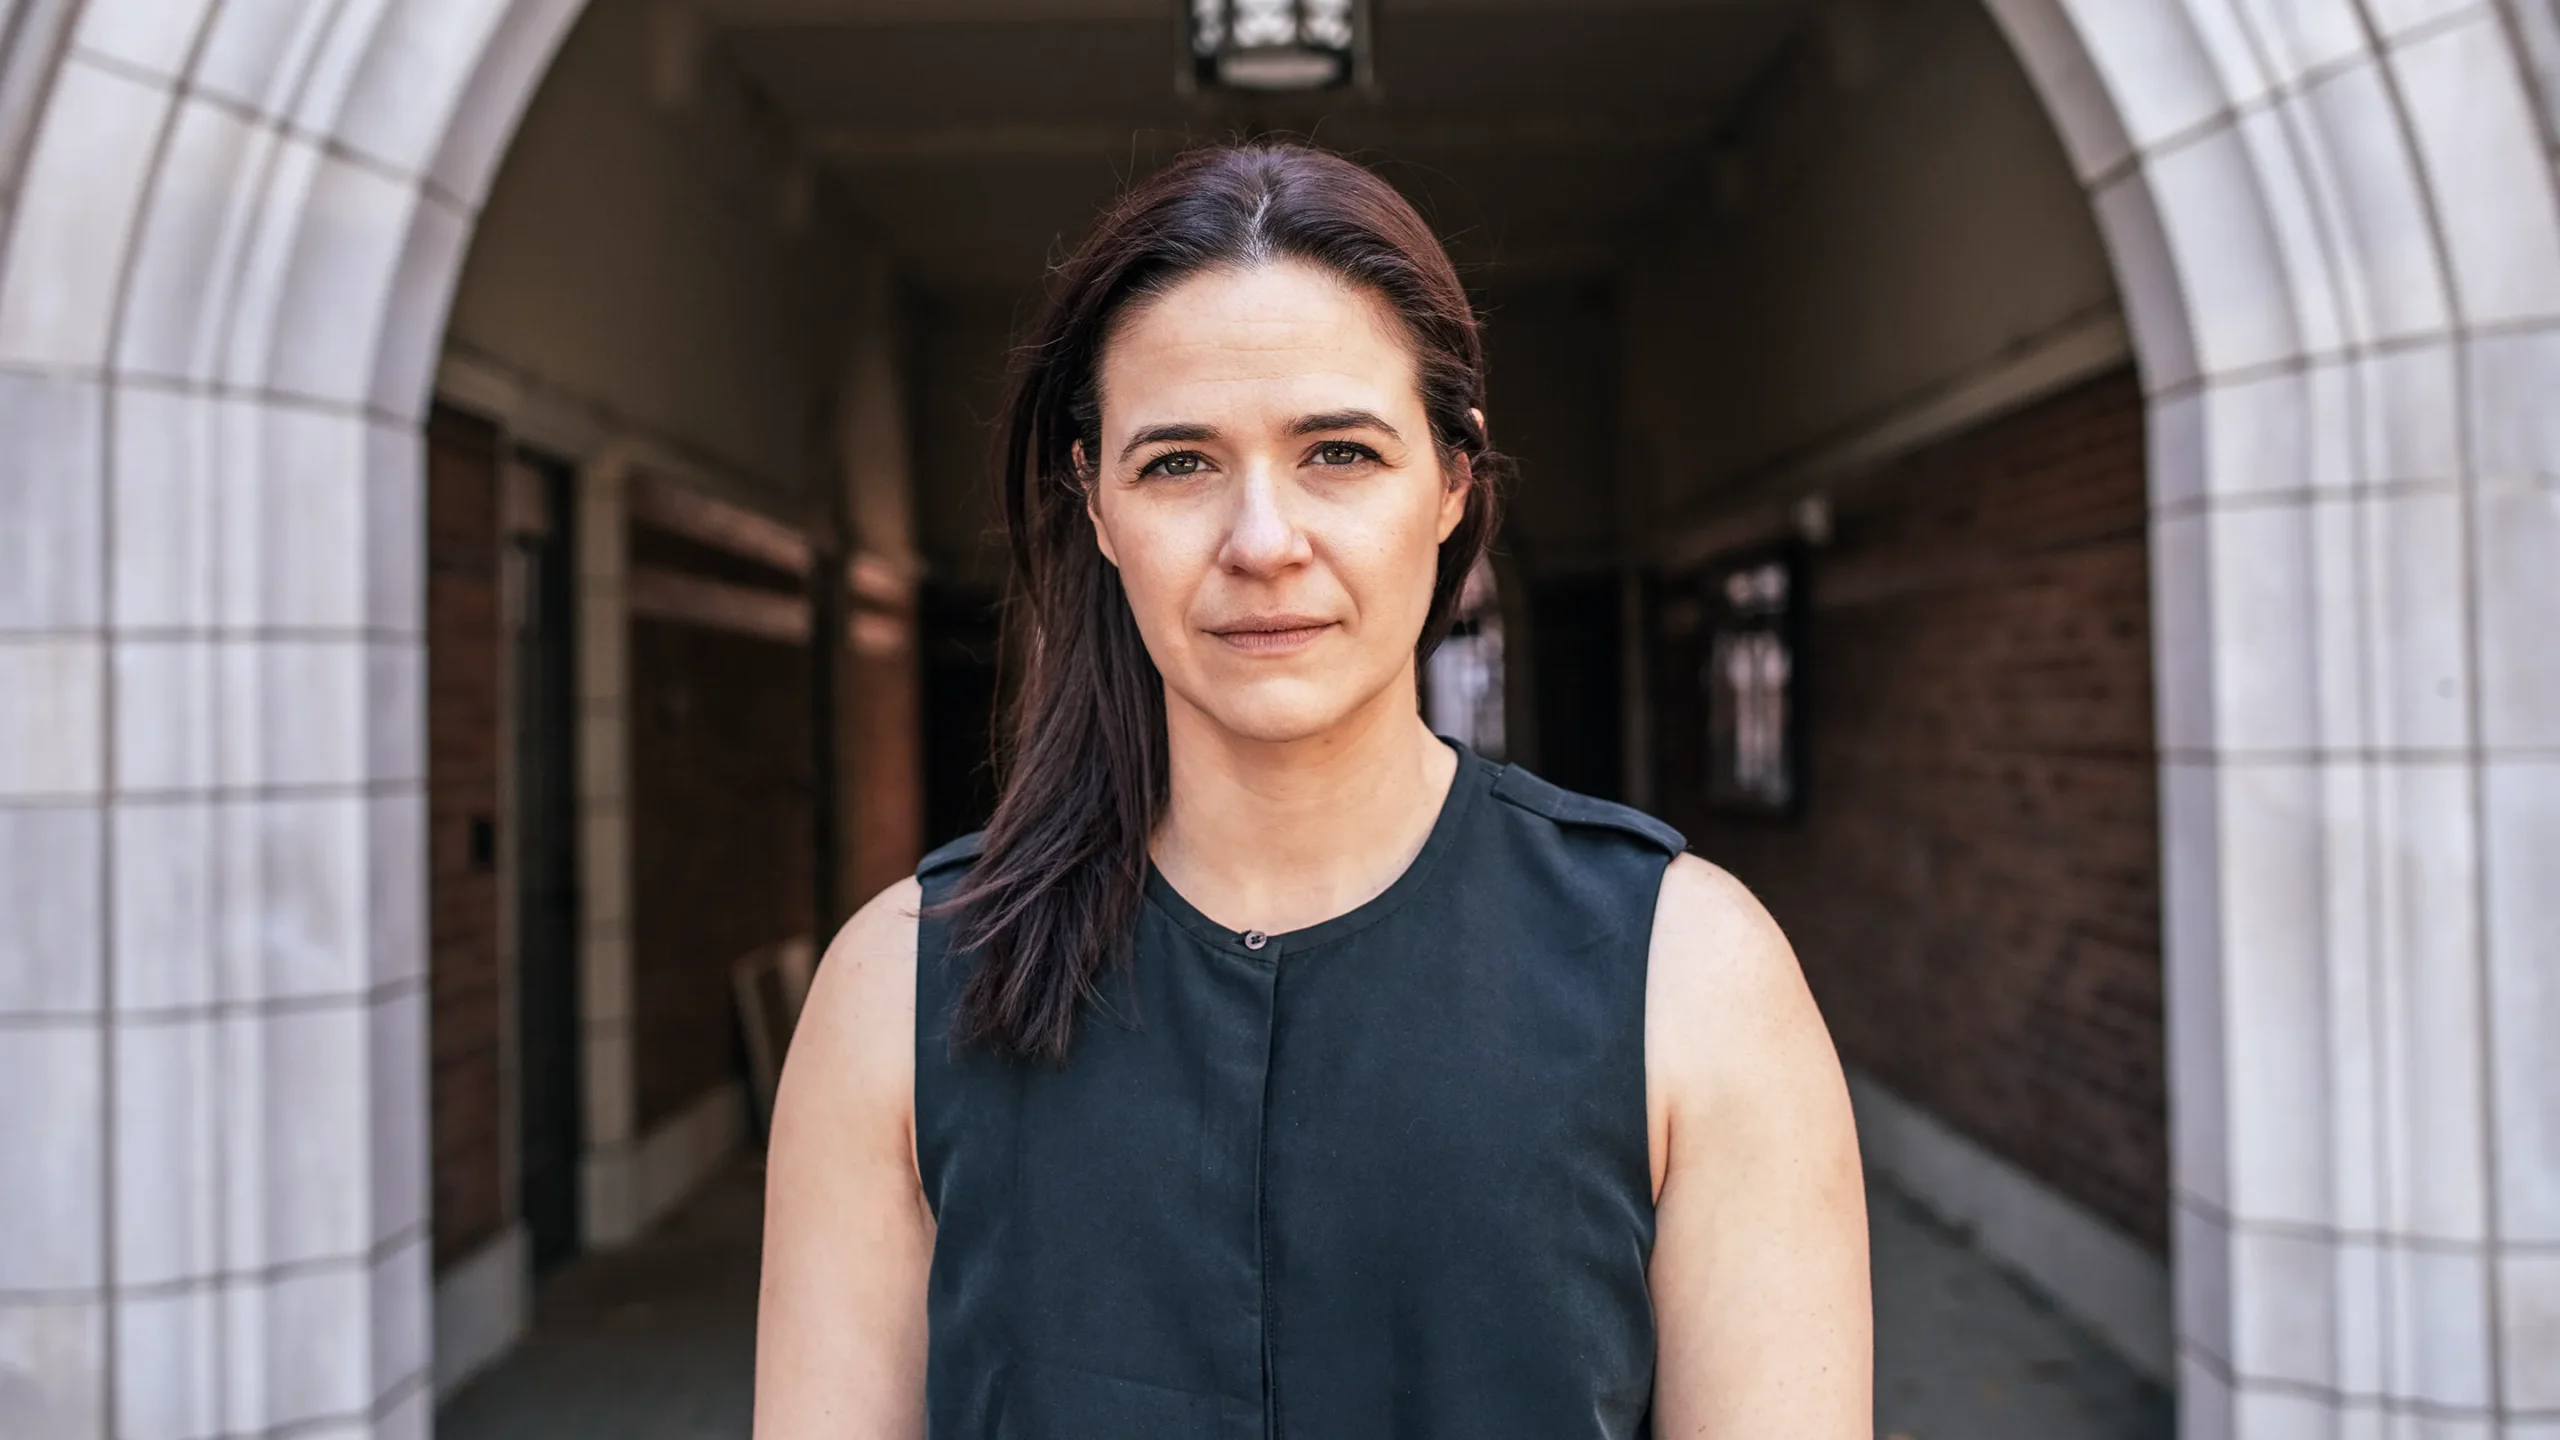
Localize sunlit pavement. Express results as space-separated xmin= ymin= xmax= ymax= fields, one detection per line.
xmin=438 ymin=1169 xmax=2171 ymax=1440
xmin=437 ymin=1166 xmax=766 ymax=1440
xmin=1870 ymin=1185 xmax=2172 ymax=1440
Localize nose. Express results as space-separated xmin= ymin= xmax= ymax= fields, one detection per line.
xmin=1216 ymin=463 xmax=1312 ymax=577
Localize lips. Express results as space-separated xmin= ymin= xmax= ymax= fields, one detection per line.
xmin=1206 ymin=615 xmax=1336 ymax=654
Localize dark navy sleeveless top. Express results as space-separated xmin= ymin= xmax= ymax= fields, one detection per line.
xmin=913 ymin=745 xmax=1684 ymax=1438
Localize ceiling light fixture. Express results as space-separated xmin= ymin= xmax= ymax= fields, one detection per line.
xmin=1185 ymin=0 xmax=1370 ymax=93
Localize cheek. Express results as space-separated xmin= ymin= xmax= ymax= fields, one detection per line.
xmin=1098 ymin=502 xmax=1210 ymax=621
xmin=1333 ymin=485 xmax=1451 ymax=617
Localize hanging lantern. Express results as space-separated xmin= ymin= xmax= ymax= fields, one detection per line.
xmin=1187 ymin=0 xmax=1369 ymax=93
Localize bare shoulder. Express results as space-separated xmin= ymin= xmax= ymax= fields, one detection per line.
xmin=1646 ymin=853 xmax=1823 ymax=1066
xmin=757 ymin=878 xmax=934 ymax=1436
xmin=1643 ymin=871 xmax=1871 ymax=1430
xmin=776 ymin=876 xmax=924 ymax=1143
xmin=1643 ymin=854 xmax=1854 ymax=1175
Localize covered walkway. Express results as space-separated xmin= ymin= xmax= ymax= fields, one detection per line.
xmin=440 ymin=1166 xmax=2170 ymax=1440
xmin=6 ymin=0 xmax=2556 ymax=1434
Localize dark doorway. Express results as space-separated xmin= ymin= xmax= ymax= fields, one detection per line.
xmin=510 ymin=450 xmax=583 ymax=1272
xmin=921 ymin=583 xmax=1004 ymax=849
xmin=1528 ymin=573 xmax=1625 ymax=802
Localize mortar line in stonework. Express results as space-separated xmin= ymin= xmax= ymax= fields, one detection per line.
xmin=0 ymin=358 xmax=429 ymax=430
xmin=0 ymin=1220 xmax=429 ymax=1307
xmin=0 ymin=778 xmax=430 ymax=808
xmin=0 ymin=975 xmax=429 ymax=1032
xmin=2147 ymin=476 xmax=2470 ymax=522
xmin=62 ymin=42 xmax=475 ymax=218
xmin=2080 ymin=1 xmax=2499 ymax=198
xmin=2180 ymin=1343 xmax=2510 ymax=1421
xmin=2149 ymin=745 xmax=2538 ymax=765
xmin=3 ymin=628 xmax=419 ymax=646
xmin=2141 ymin=313 xmax=2560 ymax=409
xmin=2177 ymin=1191 xmax=2560 ymax=1253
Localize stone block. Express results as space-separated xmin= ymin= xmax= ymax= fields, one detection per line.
xmin=2301 ymin=58 xmax=2454 ymax=345
xmin=270 ymin=155 xmax=420 ymax=408
xmin=2372 ymin=760 xmax=2489 ymax=1244
xmin=193 ymin=0 xmax=339 ymax=120
xmin=111 ymin=799 xmax=216 ymax=1014
xmin=0 ymin=372 xmax=103 ymax=632
xmin=2502 ymin=1250 xmax=2560 ymax=1411
xmin=74 ymin=0 xmax=219 ymax=81
xmin=112 ymin=640 xmax=216 ymax=793
xmin=111 ymin=1014 xmax=219 ymax=1289
xmin=0 ymin=1027 xmax=102 ymax=1290
xmin=2486 ymin=758 xmax=2560 ymax=1243
xmin=333 ymin=0 xmax=515 ymax=177
xmin=369 ymin=987 xmax=430 ymax=1246
xmin=2204 ymin=501 xmax=2320 ymax=754
xmin=0 ymin=638 xmax=104 ymax=801
xmin=2216 ymin=758 xmax=2333 ymax=1227
xmin=0 ymin=805 xmax=102 ymax=1017
xmin=2391 ymin=14 xmax=2560 ymax=326
xmin=112 ymin=1284 xmax=221 ymax=1440
xmin=2361 ymin=486 xmax=2471 ymax=754
xmin=262 ymin=1003 xmax=372 ymax=1269
xmin=367 ymin=789 xmax=427 ymax=990
xmin=0 ymin=60 xmax=169 ymax=368
xmin=2474 ymin=475 xmax=2560 ymax=750
xmin=2146 ymin=122 xmax=2305 ymax=377
xmin=0 ymin=1299 xmax=105 ymax=1440
xmin=365 ymin=418 xmax=429 ymax=637
xmin=2231 ymin=1226 xmax=2335 ymax=1387
xmin=2094 ymin=170 xmax=2203 ymax=392
xmin=2396 ymin=1245 xmax=2493 ymax=1409
xmin=2059 ymin=0 xmax=2233 ymax=151
xmin=115 ymin=98 xmax=269 ymax=382
xmin=252 ymin=794 xmax=371 ymax=1003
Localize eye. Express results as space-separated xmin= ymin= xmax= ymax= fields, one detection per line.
xmin=1310 ymin=441 xmax=1378 ymax=467
xmin=1139 ymin=451 xmax=1207 ymax=479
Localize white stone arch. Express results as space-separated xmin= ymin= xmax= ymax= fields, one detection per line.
xmin=1983 ymin=0 xmax=2560 ymax=1431
xmin=0 ymin=2 xmax=2552 ymax=1437
xmin=0 ymin=2 xmax=584 ymax=1435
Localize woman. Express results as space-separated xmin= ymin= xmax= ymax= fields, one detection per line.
xmin=757 ymin=142 xmax=1870 ymax=1437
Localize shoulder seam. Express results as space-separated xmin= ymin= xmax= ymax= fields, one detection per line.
xmin=1488 ymin=766 xmax=1685 ymax=855
xmin=917 ymin=831 xmax=986 ymax=880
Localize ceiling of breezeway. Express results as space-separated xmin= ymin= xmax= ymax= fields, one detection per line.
xmin=700 ymin=0 xmax=1812 ymax=289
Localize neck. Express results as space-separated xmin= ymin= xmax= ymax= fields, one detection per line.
xmin=1153 ymin=671 xmax=1459 ymax=936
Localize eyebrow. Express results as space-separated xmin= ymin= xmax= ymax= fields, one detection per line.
xmin=1117 ymin=422 xmax=1218 ymax=461
xmin=1115 ymin=411 xmax=1403 ymax=463
xmin=1290 ymin=409 xmax=1402 ymax=441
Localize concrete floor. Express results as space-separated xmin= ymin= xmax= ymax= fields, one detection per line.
xmin=438 ymin=1166 xmax=2172 ymax=1440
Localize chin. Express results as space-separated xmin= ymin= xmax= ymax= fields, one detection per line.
xmin=1179 ymin=675 xmax=1368 ymax=746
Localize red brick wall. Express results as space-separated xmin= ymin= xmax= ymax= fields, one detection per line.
xmin=1657 ymin=369 xmax=2166 ymax=1250
xmin=629 ymin=594 xmax=816 ymax=1129
xmin=426 ymin=407 xmax=509 ymax=1269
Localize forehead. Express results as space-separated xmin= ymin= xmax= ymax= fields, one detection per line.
xmin=1097 ymin=259 xmax=1420 ymax=425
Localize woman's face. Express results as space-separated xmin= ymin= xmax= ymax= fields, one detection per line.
xmin=1087 ymin=258 xmax=1469 ymax=747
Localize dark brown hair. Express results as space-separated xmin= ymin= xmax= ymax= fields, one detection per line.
xmin=941 ymin=141 xmax=1503 ymax=1061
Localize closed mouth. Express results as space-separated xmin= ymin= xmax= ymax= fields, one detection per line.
xmin=1207 ymin=617 xmax=1336 ymax=653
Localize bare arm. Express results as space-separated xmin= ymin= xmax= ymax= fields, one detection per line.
xmin=755 ymin=878 xmax=933 ymax=1438
xmin=1645 ymin=854 xmax=1871 ymax=1436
